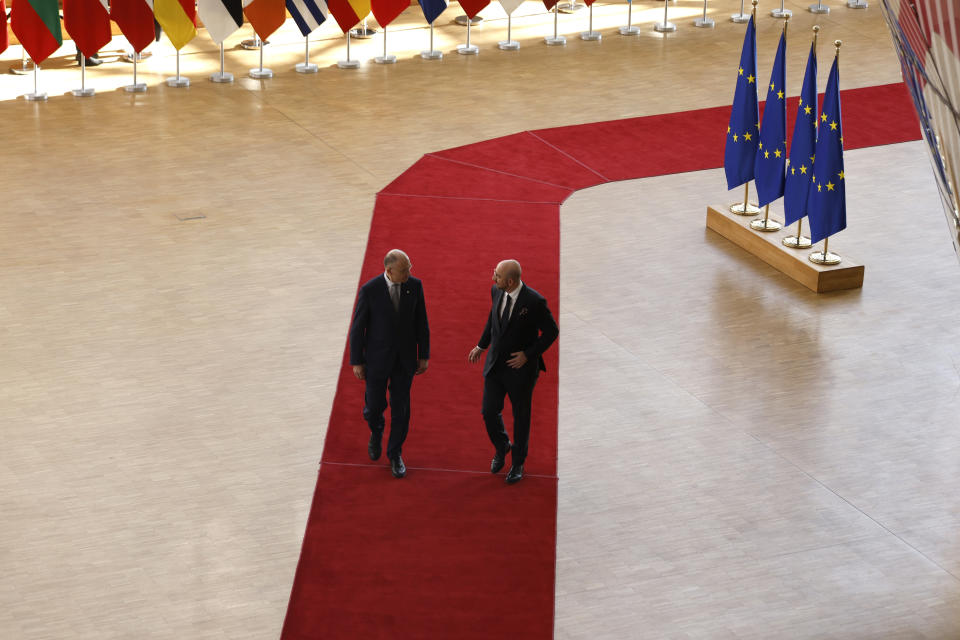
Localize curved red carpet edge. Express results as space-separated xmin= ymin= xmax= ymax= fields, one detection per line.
xmin=281 ymin=83 xmax=920 ymax=640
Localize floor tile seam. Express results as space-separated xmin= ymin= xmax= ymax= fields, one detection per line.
xmin=375 ymin=192 xmax=566 ymax=205
xmin=745 ymin=432 xmax=960 ymax=584
xmin=319 ymin=459 xmax=559 ymax=479
xmin=423 ymin=152 xmax=590 ymax=191
xmin=525 ymin=130 xmax=611 ymax=182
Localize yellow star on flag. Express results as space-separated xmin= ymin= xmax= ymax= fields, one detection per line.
xmin=743 ymin=132 xmax=752 ymax=141
xmin=774 ymin=149 xmax=782 ymax=158
xmin=777 ymin=91 xmax=784 ymax=100
xmin=826 ymin=181 xmax=835 ymax=191
xmin=821 ymin=113 xmax=828 ymax=122
xmin=804 ymin=105 xmax=812 ymax=115
xmin=838 ymin=170 xmax=844 ymax=180
xmin=739 ymin=67 xmax=744 ymax=76
xmin=733 ymin=134 xmax=739 ymax=142
xmin=830 ymin=121 xmax=838 ymax=130
xmin=799 ymin=165 xmax=807 ymax=174
xmin=747 ymin=75 xmax=755 ymax=84
xmin=764 ymin=151 xmax=770 ymax=158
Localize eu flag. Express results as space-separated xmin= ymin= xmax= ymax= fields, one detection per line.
xmin=755 ymin=29 xmax=787 ymax=207
xmin=724 ymin=15 xmax=760 ymax=190
xmin=784 ymin=41 xmax=818 ymax=227
xmin=806 ymin=54 xmax=846 ymax=244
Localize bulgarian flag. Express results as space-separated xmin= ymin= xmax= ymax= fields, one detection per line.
xmin=243 ymin=0 xmax=286 ymax=40
xmin=327 ymin=0 xmax=371 ymax=33
xmin=1 ymin=0 xmax=8 ymax=55
xmin=63 ymin=0 xmax=112 ymax=59
xmin=154 ymin=0 xmax=197 ymax=50
xmin=371 ymin=0 xmax=407 ymax=28
xmin=111 ymin=0 xmax=155 ymax=54
xmin=458 ymin=0 xmax=489 ymax=20
xmin=10 ymin=0 xmax=63 ymax=64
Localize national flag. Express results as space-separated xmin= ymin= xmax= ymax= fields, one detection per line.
xmin=754 ymin=28 xmax=787 ymax=208
xmin=244 ymin=0 xmax=286 ymax=40
xmin=783 ymin=40 xmax=818 ymax=227
xmin=112 ymin=0 xmax=156 ymax=54
xmin=458 ymin=0 xmax=489 ymax=19
xmin=806 ymin=53 xmax=846 ymax=244
xmin=287 ymin=0 xmax=328 ymax=35
xmin=371 ymin=0 xmax=406 ymax=28
xmin=198 ymin=0 xmax=244 ymax=44
xmin=543 ymin=0 xmax=559 ymax=9
xmin=498 ymin=0 xmax=521 ymax=15
xmin=723 ymin=14 xmax=760 ymax=191
xmin=327 ymin=0 xmax=371 ymax=31
xmin=10 ymin=0 xmax=62 ymax=64
xmin=155 ymin=0 xmax=197 ymax=50
xmin=418 ymin=0 xmax=447 ymax=23
xmin=1 ymin=0 xmax=9 ymax=55
xmin=64 ymin=0 xmax=111 ymax=59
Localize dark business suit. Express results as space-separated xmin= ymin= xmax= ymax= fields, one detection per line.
xmin=349 ymin=274 xmax=429 ymax=461
xmin=478 ymin=283 xmax=558 ymax=466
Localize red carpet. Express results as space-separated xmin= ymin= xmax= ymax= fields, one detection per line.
xmin=281 ymin=83 xmax=920 ymax=640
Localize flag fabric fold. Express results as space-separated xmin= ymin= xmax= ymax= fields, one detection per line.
xmin=198 ymin=0 xmax=244 ymax=44
xmin=1 ymin=0 xmax=9 ymax=55
xmin=327 ymin=0 xmax=370 ymax=32
xmin=287 ymin=0 xmax=328 ymax=35
xmin=154 ymin=0 xmax=197 ymax=50
xmin=784 ymin=41 xmax=818 ymax=227
xmin=11 ymin=0 xmax=63 ymax=63
xmin=418 ymin=0 xmax=447 ymax=23
xmin=112 ymin=0 xmax=156 ymax=54
xmin=64 ymin=0 xmax=112 ymax=59
xmin=723 ymin=14 xmax=760 ymax=191
xmin=806 ymin=54 xmax=846 ymax=244
xmin=458 ymin=0 xmax=490 ymax=19
xmin=754 ymin=29 xmax=787 ymax=208
xmin=244 ymin=0 xmax=287 ymax=40
xmin=371 ymin=0 xmax=406 ymax=28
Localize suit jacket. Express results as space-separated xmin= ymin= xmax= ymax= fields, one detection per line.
xmin=349 ymin=275 xmax=430 ymax=378
xmin=478 ymin=284 xmax=558 ymax=378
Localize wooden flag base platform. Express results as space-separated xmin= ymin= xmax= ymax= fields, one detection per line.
xmin=706 ymin=205 xmax=864 ymax=293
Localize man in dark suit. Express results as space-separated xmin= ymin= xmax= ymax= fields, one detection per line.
xmin=468 ymin=260 xmax=558 ymax=484
xmin=350 ymin=249 xmax=430 ymax=478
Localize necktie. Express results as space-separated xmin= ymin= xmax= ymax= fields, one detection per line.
xmin=391 ymin=283 xmax=400 ymax=312
xmin=500 ymin=294 xmax=512 ymax=325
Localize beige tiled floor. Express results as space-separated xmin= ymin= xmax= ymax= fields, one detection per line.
xmin=2 ymin=2 xmax=957 ymax=639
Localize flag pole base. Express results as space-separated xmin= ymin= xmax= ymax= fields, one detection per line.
xmin=808 ymin=3 xmax=830 ymax=13
xmin=619 ymin=25 xmax=640 ymax=35
xmin=654 ymin=21 xmax=676 ymax=32
xmin=694 ymin=17 xmax=715 ymax=27
xmin=71 ymin=87 xmax=96 ymax=97
xmin=809 ymin=250 xmax=841 ymax=265
xmin=455 ymin=15 xmax=483 ymax=26
xmin=846 ymin=0 xmax=867 ymax=7
xmin=498 ymin=40 xmax=521 ymax=49
xmin=771 ymin=8 xmax=792 ymax=17
xmin=421 ymin=49 xmax=443 ymax=59
xmin=10 ymin=60 xmax=34 ymax=75
xmin=457 ymin=44 xmax=479 ymax=55
xmin=558 ymin=2 xmax=584 ymax=12
xmin=545 ymin=35 xmax=567 ymax=46
xmin=241 ymin=38 xmax=266 ymax=50
xmin=750 ymin=217 xmax=783 ymax=232
xmin=730 ymin=202 xmax=760 ymax=215
xmin=337 ymin=59 xmax=360 ymax=68
xmin=24 ymin=92 xmax=47 ymax=102
xmin=166 ymin=76 xmax=190 ymax=87
xmin=295 ymin=62 xmax=319 ymax=73
xmin=249 ymin=68 xmax=273 ymax=79
xmin=730 ymin=12 xmax=750 ymax=22
xmin=374 ymin=55 xmax=397 ymax=64
xmin=782 ymin=234 xmax=812 ymax=249
xmin=350 ymin=26 xmax=377 ymax=38
xmin=124 ymin=83 xmax=147 ymax=93
xmin=580 ymin=31 xmax=602 ymax=40
xmin=210 ymin=72 xmax=234 ymax=83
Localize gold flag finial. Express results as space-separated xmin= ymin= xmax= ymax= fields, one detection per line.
xmin=835 ymin=39 xmax=842 ymax=58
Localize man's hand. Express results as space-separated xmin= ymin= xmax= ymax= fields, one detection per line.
xmin=352 ymin=364 xmax=366 ymax=380
xmin=415 ymin=359 xmax=429 ymax=375
xmin=506 ymin=351 xmax=528 ymax=369
xmin=468 ymin=346 xmax=484 ymax=364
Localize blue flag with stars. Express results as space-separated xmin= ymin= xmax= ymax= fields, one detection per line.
xmin=724 ymin=14 xmax=760 ymax=190
xmin=806 ymin=54 xmax=846 ymax=244
xmin=755 ymin=29 xmax=787 ymax=207
xmin=784 ymin=41 xmax=818 ymax=227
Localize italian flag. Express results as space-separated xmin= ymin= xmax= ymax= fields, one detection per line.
xmin=11 ymin=0 xmax=63 ymax=64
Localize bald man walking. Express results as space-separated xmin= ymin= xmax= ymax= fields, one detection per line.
xmin=469 ymin=260 xmax=558 ymax=484
xmin=350 ymin=250 xmax=430 ymax=478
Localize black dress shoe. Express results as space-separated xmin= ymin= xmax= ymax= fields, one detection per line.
xmin=505 ymin=464 xmax=524 ymax=484
xmin=390 ymin=456 xmax=406 ymax=479
xmin=490 ymin=441 xmax=512 ymax=474
xmin=75 ymin=52 xmax=103 ymax=66
xmin=368 ymin=432 xmax=382 ymax=461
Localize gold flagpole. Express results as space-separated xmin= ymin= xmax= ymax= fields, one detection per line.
xmin=783 ymin=24 xmax=819 ymax=249
xmin=731 ymin=0 xmax=762 ymax=216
